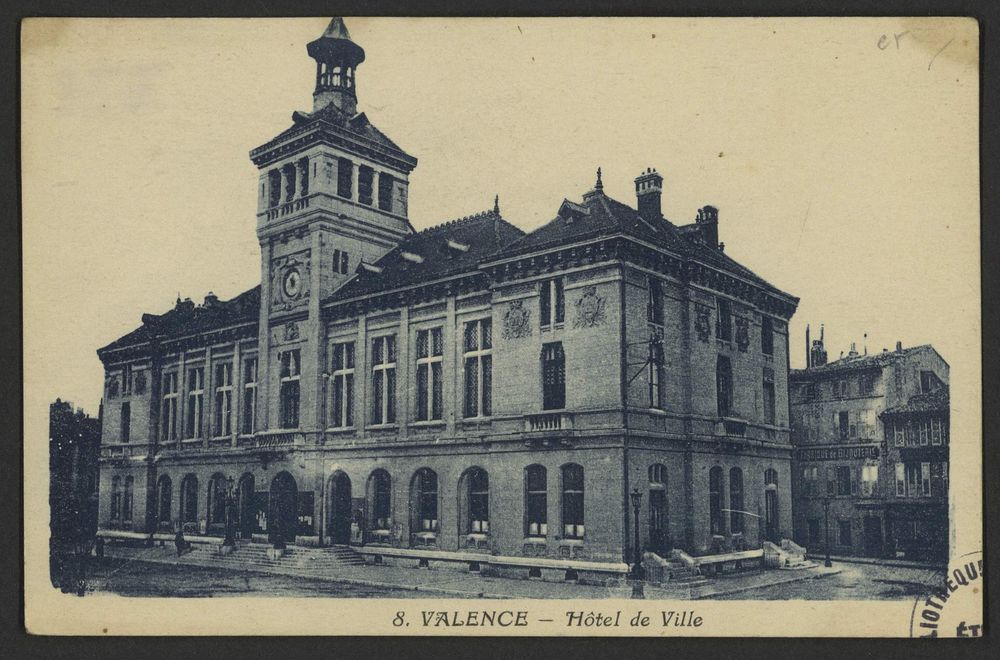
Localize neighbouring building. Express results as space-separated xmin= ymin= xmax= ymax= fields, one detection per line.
xmin=49 ymin=398 xmax=101 ymax=586
xmin=95 ymin=19 xmax=799 ymax=566
xmin=789 ymin=329 xmax=949 ymax=563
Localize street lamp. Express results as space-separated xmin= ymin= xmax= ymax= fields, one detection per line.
xmin=223 ymin=476 xmax=236 ymax=548
xmin=630 ymin=488 xmax=644 ymax=599
xmin=822 ymin=496 xmax=832 ymax=568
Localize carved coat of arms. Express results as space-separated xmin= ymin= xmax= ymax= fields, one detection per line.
xmin=502 ymin=300 xmax=532 ymax=339
xmin=574 ymin=286 xmax=606 ymax=328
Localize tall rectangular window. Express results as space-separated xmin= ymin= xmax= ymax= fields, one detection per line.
xmin=329 ymin=342 xmax=355 ymax=428
xmin=542 ymin=342 xmax=566 ymax=410
xmin=242 ymin=357 xmax=257 ymax=435
xmin=121 ymin=364 xmax=133 ymax=396
xmin=337 ymin=157 xmax=353 ymax=199
xmin=525 ymin=465 xmax=547 ymax=537
xmin=268 ymin=169 xmax=281 ymax=207
xmin=120 ymin=402 xmax=131 ymax=443
xmin=919 ymin=419 xmax=930 ymax=446
xmin=161 ymin=372 xmax=179 ymax=442
xmin=859 ymin=374 xmax=875 ymax=396
xmin=716 ymin=355 xmax=733 ymax=417
xmin=358 ymin=165 xmax=374 ymax=206
xmin=371 ymin=336 xmax=397 ymax=425
xmin=415 ymin=328 xmax=443 ymax=421
xmin=838 ymin=411 xmax=850 ymax=441
xmin=539 ymin=278 xmax=564 ymax=329
xmin=838 ymin=519 xmax=852 ymax=546
xmin=378 ymin=172 xmax=394 ymax=212
xmin=921 ymin=462 xmax=931 ymax=496
xmin=185 ymin=367 xmax=204 ymax=438
xmin=861 ymin=464 xmax=879 ymax=497
xmin=648 ymin=341 xmax=665 ymax=409
xmin=332 ymin=249 xmax=350 ymax=275
xmin=894 ymin=421 xmax=905 ymax=447
xmin=213 ymin=362 xmax=233 ymax=437
xmin=761 ymin=317 xmax=774 ymax=355
xmin=763 ymin=375 xmax=776 ymax=424
xmin=561 ymin=464 xmax=584 ymax=539
xmin=895 ymin=463 xmax=906 ymax=497
xmin=279 ymin=350 xmax=301 ymax=429
xmin=931 ymin=418 xmax=943 ymax=445
xmin=709 ymin=466 xmax=724 ymax=535
xmin=715 ymin=297 xmax=732 ymax=341
xmin=836 ymin=466 xmax=851 ymax=496
xmin=647 ymin=277 xmax=664 ymax=325
xmin=463 ymin=319 xmax=492 ymax=418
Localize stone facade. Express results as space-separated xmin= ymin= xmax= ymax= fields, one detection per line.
xmin=96 ymin=19 xmax=799 ymax=565
xmin=789 ymin=334 xmax=949 ymax=562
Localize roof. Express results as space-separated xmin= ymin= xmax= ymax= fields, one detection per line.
xmin=327 ymin=209 xmax=525 ymax=303
xmin=491 ymin=189 xmax=788 ymax=297
xmin=321 ymin=17 xmax=352 ymax=41
xmin=790 ymin=344 xmax=935 ymax=379
xmin=98 ymin=287 xmax=260 ymax=357
xmin=882 ymin=386 xmax=950 ymax=416
xmin=272 ymin=104 xmax=408 ymax=156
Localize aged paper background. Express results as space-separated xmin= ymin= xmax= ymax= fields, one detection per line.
xmin=22 ymin=17 xmax=980 ymax=636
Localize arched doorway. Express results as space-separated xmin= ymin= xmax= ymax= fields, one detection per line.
xmin=328 ymin=472 xmax=352 ymax=545
xmin=236 ymin=474 xmax=255 ymax=540
xmin=764 ymin=468 xmax=779 ymax=543
xmin=269 ymin=471 xmax=298 ymax=545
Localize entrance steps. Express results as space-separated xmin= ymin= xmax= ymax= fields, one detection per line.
xmin=186 ymin=542 xmax=366 ymax=574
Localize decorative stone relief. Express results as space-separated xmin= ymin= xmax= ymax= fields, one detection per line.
xmin=502 ymin=299 xmax=532 ymax=339
xmin=283 ymin=322 xmax=300 ymax=342
xmin=134 ymin=372 xmax=147 ymax=394
xmin=694 ymin=306 xmax=712 ymax=343
xmin=573 ymin=286 xmax=606 ymax=328
xmin=735 ymin=317 xmax=750 ymax=352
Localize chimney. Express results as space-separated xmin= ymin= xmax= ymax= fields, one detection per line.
xmin=810 ymin=323 xmax=828 ymax=367
xmin=695 ymin=205 xmax=720 ymax=249
xmin=895 ymin=340 xmax=903 ymax=353
xmin=634 ymin=167 xmax=664 ymax=221
xmin=203 ymin=291 xmax=219 ymax=308
xmin=806 ymin=324 xmax=811 ymax=367
xmin=848 ymin=342 xmax=858 ymax=358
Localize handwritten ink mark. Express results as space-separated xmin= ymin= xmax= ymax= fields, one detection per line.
xmin=928 ymin=37 xmax=955 ymax=70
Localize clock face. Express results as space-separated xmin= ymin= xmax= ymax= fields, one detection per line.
xmin=283 ymin=268 xmax=302 ymax=298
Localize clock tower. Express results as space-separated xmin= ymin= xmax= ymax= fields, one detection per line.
xmin=249 ymin=18 xmax=418 ymax=434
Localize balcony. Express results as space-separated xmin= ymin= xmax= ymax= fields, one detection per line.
xmin=100 ymin=443 xmax=151 ymax=460
xmin=237 ymin=430 xmax=304 ymax=450
xmin=525 ymin=412 xmax=573 ymax=433
xmin=716 ymin=417 xmax=747 ymax=437
xmin=266 ymin=196 xmax=311 ymax=221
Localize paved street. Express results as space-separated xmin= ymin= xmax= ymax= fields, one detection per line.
xmin=75 ymin=549 xmax=944 ymax=601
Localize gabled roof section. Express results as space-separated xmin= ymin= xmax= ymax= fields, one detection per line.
xmin=98 ymin=287 xmax=260 ymax=359
xmin=790 ymin=345 xmax=938 ymax=378
xmin=327 ymin=210 xmax=525 ymax=303
xmin=882 ymin=386 xmax=950 ymax=416
xmin=490 ymin=189 xmax=789 ymax=298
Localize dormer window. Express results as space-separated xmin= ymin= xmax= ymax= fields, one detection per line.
xmin=359 ymin=261 xmax=383 ymax=275
xmin=445 ymin=239 xmax=470 ymax=254
xmin=401 ymin=251 xmax=424 ymax=264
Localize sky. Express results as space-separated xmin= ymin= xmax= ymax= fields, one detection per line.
xmin=22 ymin=17 xmax=980 ymax=416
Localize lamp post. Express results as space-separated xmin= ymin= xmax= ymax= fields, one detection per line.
xmin=630 ymin=488 xmax=644 ymax=599
xmin=223 ymin=476 xmax=236 ymax=548
xmin=822 ymin=496 xmax=832 ymax=567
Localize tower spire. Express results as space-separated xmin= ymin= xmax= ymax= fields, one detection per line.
xmin=307 ymin=17 xmax=366 ymax=114
xmin=595 ymin=167 xmax=603 ymax=191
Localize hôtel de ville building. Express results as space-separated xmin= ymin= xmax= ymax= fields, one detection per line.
xmin=95 ymin=19 xmax=801 ymax=570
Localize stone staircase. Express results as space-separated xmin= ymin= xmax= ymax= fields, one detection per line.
xmin=186 ymin=543 xmax=366 ymax=575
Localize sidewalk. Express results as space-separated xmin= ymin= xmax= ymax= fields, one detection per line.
xmin=101 ymin=545 xmax=838 ymax=600
xmin=804 ymin=553 xmax=945 ymax=571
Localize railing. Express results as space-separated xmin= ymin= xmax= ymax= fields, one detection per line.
xmin=208 ymin=437 xmax=233 ymax=449
xmin=722 ymin=418 xmax=747 ymax=437
xmin=265 ymin=196 xmax=311 ymax=221
xmin=245 ymin=431 xmax=301 ymax=449
xmin=525 ymin=413 xmax=572 ymax=432
xmin=100 ymin=444 xmax=151 ymax=459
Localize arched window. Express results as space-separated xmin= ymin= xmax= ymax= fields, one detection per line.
xmin=525 ymin=465 xmax=547 ymax=537
xmin=561 ymin=464 xmax=584 ymax=539
xmin=180 ymin=474 xmax=199 ymax=525
xmin=110 ymin=476 xmax=121 ymax=522
xmin=709 ymin=466 xmax=725 ymax=535
xmin=729 ymin=468 xmax=744 ymax=533
xmin=123 ymin=476 xmax=134 ymax=523
xmin=467 ymin=468 xmax=489 ymax=533
xmin=157 ymin=475 xmax=172 ymax=526
xmin=412 ymin=469 xmax=438 ymax=534
xmin=207 ymin=473 xmax=228 ymax=530
xmin=369 ymin=470 xmax=391 ymax=532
